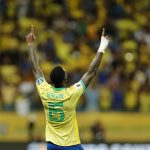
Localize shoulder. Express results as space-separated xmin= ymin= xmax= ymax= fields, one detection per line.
xmin=70 ymin=80 xmax=86 ymax=93
xmin=36 ymin=77 xmax=45 ymax=85
xmin=36 ymin=77 xmax=51 ymax=88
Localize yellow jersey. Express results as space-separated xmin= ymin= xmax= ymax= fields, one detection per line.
xmin=36 ymin=77 xmax=86 ymax=146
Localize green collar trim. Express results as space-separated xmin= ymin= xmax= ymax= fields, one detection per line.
xmin=52 ymin=87 xmax=66 ymax=91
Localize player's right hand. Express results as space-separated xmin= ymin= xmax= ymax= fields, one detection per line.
xmin=26 ymin=25 xmax=36 ymax=45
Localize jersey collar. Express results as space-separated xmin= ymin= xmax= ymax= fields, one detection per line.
xmin=52 ymin=87 xmax=66 ymax=91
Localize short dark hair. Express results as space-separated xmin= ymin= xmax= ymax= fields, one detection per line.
xmin=50 ymin=66 xmax=66 ymax=87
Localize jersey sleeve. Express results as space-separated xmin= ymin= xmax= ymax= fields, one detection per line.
xmin=73 ymin=80 xmax=86 ymax=94
xmin=36 ymin=77 xmax=50 ymax=96
xmin=70 ymin=80 xmax=86 ymax=107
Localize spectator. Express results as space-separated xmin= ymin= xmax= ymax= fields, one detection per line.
xmin=85 ymin=81 xmax=99 ymax=111
xmin=91 ymin=121 xmax=105 ymax=143
xmin=0 ymin=0 xmax=150 ymax=113
xmin=139 ymin=85 xmax=150 ymax=112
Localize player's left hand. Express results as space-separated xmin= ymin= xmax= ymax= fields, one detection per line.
xmin=98 ymin=28 xmax=109 ymax=53
xmin=26 ymin=25 xmax=36 ymax=45
xmin=101 ymin=28 xmax=109 ymax=40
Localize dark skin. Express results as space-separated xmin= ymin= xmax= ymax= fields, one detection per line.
xmin=26 ymin=25 xmax=43 ymax=79
xmin=81 ymin=29 xmax=105 ymax=87
xmin=26 ymin=26 xmax=108 ymax=88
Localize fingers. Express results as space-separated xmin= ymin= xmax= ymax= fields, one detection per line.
xmin=30 ymin=25 xmax=36 ymax=39
xmin=26 ymin=25 xmax=36 ymax=44
xmin=31 ymin=25 xmax=34 ymax=34
xmin=102 ymin=28 xmax=105 ymax=37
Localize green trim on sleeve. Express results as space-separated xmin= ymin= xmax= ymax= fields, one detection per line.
xmin=80 ymin=80 xmax=86 ymax=92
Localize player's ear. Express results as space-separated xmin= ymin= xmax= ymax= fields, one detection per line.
xmin=65 ymin=72 xmax=68 ymax=83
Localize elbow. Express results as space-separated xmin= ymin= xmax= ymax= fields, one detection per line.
xmin=89 ymin=70 xmax=97 ymax=79
xmin=93 ymin=69 xmax=97 ymax=75
xmin=87 ymin=69 xmax=97 ymax=77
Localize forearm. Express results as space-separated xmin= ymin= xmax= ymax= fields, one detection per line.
xmin=81 ymin=52 xmax=103 ymax=87
xmin=81 ymin=29 xmax=109 ymax=87
xmin=28 ymin=44 xmax=43 ymax=78
xmin=87 ymin=52 xmax=103 ymax=75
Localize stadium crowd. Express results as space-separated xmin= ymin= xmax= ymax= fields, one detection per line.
xmin=0 ymin=0 xmax=150 ymax=114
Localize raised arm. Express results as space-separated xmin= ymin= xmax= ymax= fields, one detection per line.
xmin=81 ymin=28 xmax=109 ymax=87
xmin=26 ymin=25 xmax=43 ymax=79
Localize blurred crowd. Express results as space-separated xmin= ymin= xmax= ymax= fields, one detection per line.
xmin=0 ymin=0 xmax=150 ymax=114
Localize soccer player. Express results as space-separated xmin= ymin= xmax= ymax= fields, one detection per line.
xmin=26 ymin=25 xmax=109 ymax=150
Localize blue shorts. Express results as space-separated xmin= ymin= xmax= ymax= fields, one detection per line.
xmin=47 ymin=142 xmax=84 ymax=150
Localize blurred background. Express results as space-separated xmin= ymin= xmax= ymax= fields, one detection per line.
xmin=0 ymin=0 xmax=150 ymax=149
